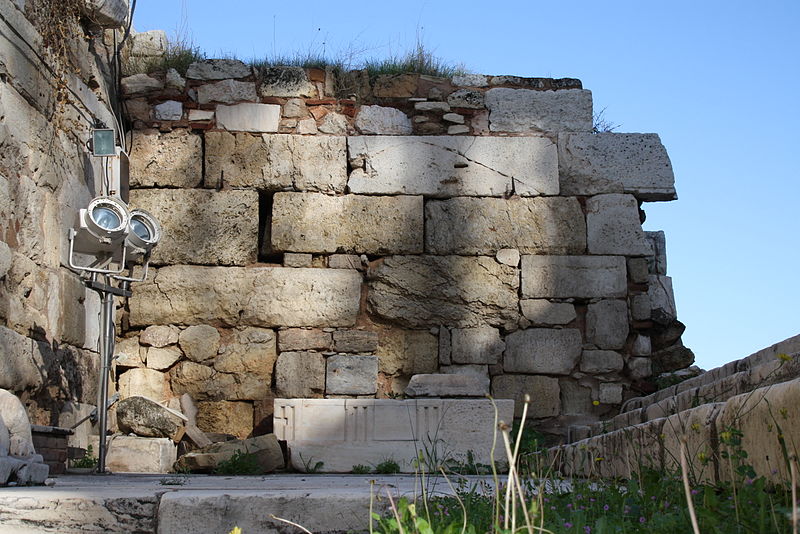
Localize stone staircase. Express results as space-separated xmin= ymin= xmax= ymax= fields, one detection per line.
xmin=550 ymin=334 xmax=800 ymax=483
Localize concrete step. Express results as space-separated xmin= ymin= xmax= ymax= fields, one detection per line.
xmin=0 ymin=473 xmax=492 ymax=534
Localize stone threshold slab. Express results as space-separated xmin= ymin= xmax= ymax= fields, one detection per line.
xmin=274 ymin=398 xmax=515 ymax=472
xmin=0 ymin=473 xmax=524 ymax=534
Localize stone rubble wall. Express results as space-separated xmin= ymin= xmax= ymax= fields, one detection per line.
xmin=118 ymin=57 xmax=685 ymax=441
xmin=0 ymin=0 xmax=128 ymax=424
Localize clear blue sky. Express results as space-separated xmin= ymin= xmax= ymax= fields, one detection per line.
xmin=133 ymin=0 xmax=800 ymax=371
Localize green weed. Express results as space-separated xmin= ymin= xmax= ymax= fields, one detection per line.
xmin=212 ymin=450 xmax=260 ymax=475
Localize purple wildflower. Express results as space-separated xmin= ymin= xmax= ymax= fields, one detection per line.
xmin=639 ymin=517 xmax=646 ymax=523
xmin=603 ymin=504 xmax=610 ymax=511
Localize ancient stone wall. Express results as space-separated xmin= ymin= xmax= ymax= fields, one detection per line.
xmin=0 ymin=0 xmax=128 ymax=422
xmin=118 ymin=58 xmax=686 ymax=440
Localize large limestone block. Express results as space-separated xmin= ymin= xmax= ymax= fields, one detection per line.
xmin=485 ymin=88 xmax=593 ymax=133
xmin=586 ymin=194 xmax=649 ymax=255
xmin=104 ymin=436 xmax=177 ymax=473
xmin=376 ymin=328 xmax=438 ymax=376
xmin=259 ymin=67 xmax=317 ymax=97
xmin=81 ymin=0 xmax=129 ymax=28
xmin=425 ymin=196 xmax=585 ymax=255
xmin=179 ymin=325 xmax=220 ymax=363
xmin=0 ymin=389 xmax=34 ymax=457
xmin=146 ymin=347 xmax=181 ymax=370
xmin=662 ymin=403 xmax=723 ymax=484
xmin=196 ymin=400 xmax=254 ymax=439
xmin=405 ymin=374 xmax=487 ymax=397
xmin=273 ymin=398 xmax=513 ymax=472
xmin=585 ymin=299 xmax=629 ymax=350
xmin=450 ymin=327 xmax=504 ymax=365
xmin=169 ymin=361 xmax=236 ymax=401
xmin=504 ymin=328 xmax=582 ymax=375
xmin=278 ymin=329 xmax=332 ymax=351
xmin=275 ymin=351 xmax=325 ymax=398
xmin=129 ymin=130 xmax=202 ymax=188
xmin=558 ymin=133 xmax=676 ymax=201
xmin=716 ymin=378 xmax=800 ymax=480
xmin=492 ymin=375 xmax=560 ymax=418
xmin=368 ymin=255 xmax=519 ymax=329
xmin=118 ymin=368 xmax=169 ymax=401
xmin=197 ymin=79 xmax=257 ymax=104
xmin=355 ymin=105 xmax=413 ymax=135
xmin=129 ymin=266 xmax=363 ymax=328
xmin=326 ymin=355 xmax=378 ymax=395
xmin=129 ymin=189 xmax=258 ymax=266
xmin=116 ymin=396 xmax=185 ymax=441
xmin=333 ymin=330 xmax=379 ymax=353
xmin=521 ymin=255 xmax=627 ymax=298
xmin=271 ymin=192 xmax=423 ymax=254
xmin=216 ymin=103 xmax=280 ymax=133
xmin=520 ymin=300 xmax=576 ymax=325
xmin=0 ymin=326 xmax=43 ymax=391
xmin=205 ymin=132 xmax=347 ymax=192
xmin=580 ymin=350 xmax=624 ymax=374
xmin=648 ymin=274 xmax=677 ymax=324
xmin=186 ymin=59 xmax=251 ymax=80
xmin=347 ymin=136 xmax=558 ymax=197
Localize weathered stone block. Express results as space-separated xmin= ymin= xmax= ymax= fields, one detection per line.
xmin=333 ymin=330 xmax=379 ymax=353
xmin=645 ymin=230 xmax=668 ymax=275
xmin=179 ymin=325 xmax=220 ymax=363
xmin=485 ymin=88 xmax=592 ymax=133
xmin=630 ymin=294 xmax=651 ymax=321
xmin=504 ymin=328 xmax=582 ymax=375
xmin=447 ymin=88 xmax=485 ymax=108
xmin=627 ymin=357 xmax=652 ymax=380
xmin=118 ymin=368 xmax=169 ymax=401
xmin=129 ymin=130 xmax=202 ymax=188
xmin=115 ymin=336 xmax=144 ymax=368
xmin=440 ymin=365 xmax=490 ymax=391
xmin=405 ymin=374 xmax=487 ymax=397
xmin=283 ymin=253 xmax=312 ymax=268
xmin=599 ymin=383 xmax=623 ymax=405
xmin=273 ymin=398 xmax=512 ymax=472
xmin=139 ymin=325 xmax=179 ymax=348
xmin=129 ymin=189 xmax=258 ymax=266
xmin=355 ymin=105 xmax=412 ymax=135
xmin=558 ymin=133 xmax=675 ymax=201
xmin=196 ymin=401 xmax=254 ymax=439
xmin=586 ymin=194 xmax=649 ymax=255
xmin=197 ymin=79 xmax=257 ymax=104
xmin=259 ymin=67 xmax=317 ymax=97
xmin=376 ymin=328 xmax=438 ymax=375
xmin=275 ymin=352 xmax=325 ymax=398
xmin=130 ymin=266 xmax=362 ymax=328
xmin=327 ymin=254 xmax=362 ymax=270
xmin=116 ymin=396 xmax=185 ymax=441
xmin=580 ymin=350 xmax=624 ymax=374
xmin=496 ymin=249 xmax=520 ymax=267
xmin=153 ymin=100 xmax=182 ymax=120
xmin=271 ymin=192 xmax=423 ymax=254
xmin=450 ymin=327 xmax=504 ymax=364
xmin=586 ymin=300 xmax=629 ymax=350
xmin=559 ymin=380 xmax=594 ymax=416
xmin=326 ymin=355 xmax=378 ymax=395
xmin=648 ymin=274 xmax=677 ymax=324
xmin=121 ymin=73 xmax=163 ymax=95
xmin=520 ymin=300 xmax=576 ymax=325
xmin=632 ymin=334 xmax=652 ymax=356
xmin=522 ymin=255 xmax=627 ymax=298
xmin=492 ymin=375 xmax=560 ymax=418
xmin=425 ymin=196 xmax=585 ymax=255
xmin=216 ymin=103 xmax=280 ymax=133
xmin=104 ymin=436 xmax=176 ymax=473
xmin=347 ymin=136 xmax=558 ymax=197
xmin=278 ymin=329 xmax=332 ymax=352
xmin=169 ymin=361 xmax=233 ymax=401
xmin=368 ymin=255 xmax=519 ymax=329
xmin=146 ymin=347 xmax=181 ymax=370
xmin=186 ymin=59 xmax=251 ymax=80
xmin=205 ymin=132 xmax=347 ymax=192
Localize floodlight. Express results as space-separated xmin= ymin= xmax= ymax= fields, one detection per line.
xmin=72 ymin=196 xmax=131 ymax=253
xmin=92 ymin=129 xmax=116 ymax=157
xmin=125 ymin=208 xmax=161 ymax=257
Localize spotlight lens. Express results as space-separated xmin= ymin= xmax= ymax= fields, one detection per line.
xmin=131 ymin=217 xmax=151 ymax=241
xmin=92 ymin=206 xmax=121 ymax=230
